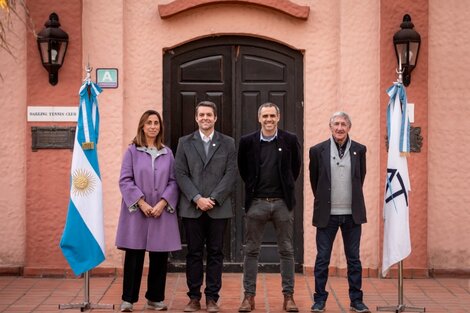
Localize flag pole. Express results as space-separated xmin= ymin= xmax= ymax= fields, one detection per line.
xmin=59 ymin=63 xmax=113 ymax=311
xmin=59 ymin=271 xmax=115 ymax=311
xmin=377 ymin=261 xmax=425 ymax=312
xmin=377 ymin=67 xmax=425 ymax=313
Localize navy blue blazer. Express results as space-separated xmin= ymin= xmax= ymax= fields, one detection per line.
xmin=309 ymin=138 xmax=367 ymax=228
xmin=238 ymin=129 xmax=302 ymax=211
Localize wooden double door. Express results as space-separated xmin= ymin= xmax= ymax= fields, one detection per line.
xmin=163 ymin=36 xmax=304 ymax=271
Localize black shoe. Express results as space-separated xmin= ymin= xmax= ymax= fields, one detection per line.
xmin=350 ymin=301 xmax=370 ymax=313
xmin=311 ymin=301 xmax=326 ymax=312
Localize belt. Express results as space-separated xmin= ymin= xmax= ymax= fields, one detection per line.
xmin=255 ymin=197 xmax=283 ymax=202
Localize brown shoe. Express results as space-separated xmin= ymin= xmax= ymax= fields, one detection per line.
xmin=238 ymin=294 xmax=255 ymax=312
xmin=283 ymin=294 xmax=299 ymax=312
xmin=206 ymin=299 xmax=219 ymax=313
xmin=184 ymin=299 xmax=201 ymax=312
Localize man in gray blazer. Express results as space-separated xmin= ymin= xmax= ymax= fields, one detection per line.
xmin=175 ymin=101 xmax=237 ymax=313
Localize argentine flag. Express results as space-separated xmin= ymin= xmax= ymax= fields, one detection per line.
xmin=382 ymin=83 xmax=412 ymax=276
xmin=60 ymin=80 xmax=105 ymax=276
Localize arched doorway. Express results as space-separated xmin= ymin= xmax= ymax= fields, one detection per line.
xmin=163 ymin=36 xmax=304 ymax=271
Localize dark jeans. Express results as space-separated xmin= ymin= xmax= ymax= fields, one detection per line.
xmin=314 ymin=215 xmax=363 ymax=303
xmin=243 ymin=198 xmax=295 ymax=296
xmin=122 ymin=249 xmax=169 ymax=303
xmin=182 ymin=213 xmax=228 ymax=302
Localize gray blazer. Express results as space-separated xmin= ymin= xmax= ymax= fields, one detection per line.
xmin=175 ymin=130 xmax=237 ymax=219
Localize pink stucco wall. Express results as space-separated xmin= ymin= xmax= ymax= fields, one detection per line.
xmin=24 ymin=0 xmax=83 ymax=275
xmin=380 ymin=0 xmax=429 ymax=276
xmin=302 ymin=0 xmax=381 ymax=272
xmin=0 ymin=0 xmax=469 ymax=275
xmin=428 ymin=0 xmax=470 ymax=271
xmin=0 ymin=10 xmax=27 ymax=270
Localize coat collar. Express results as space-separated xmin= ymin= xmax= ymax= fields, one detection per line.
xmin=321 ymin=141 xmax=332 ymax=182
xmin=136 ymin=145 xmax=168 ymax=156
xmin=349 ymin=141 xmax=358 ymax=177
xmin=321 ymin=138 xmax=359 ymax=180
xmin=191 ymin=130 xmax=221 ymax=167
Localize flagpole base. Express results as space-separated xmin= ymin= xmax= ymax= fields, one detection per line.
xmin=59 ymin=302 xmax=114 ymax=312
xmin=377 ymin=304 xmax=425 ymax=312
xmin=378 ymin=262 xmax=425 ymax=313
xmin=58 ymin=271 xmax=114 ymax=311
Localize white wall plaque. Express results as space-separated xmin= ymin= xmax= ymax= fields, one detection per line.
xmin=28 ymin=106 xmax=78 ymax=122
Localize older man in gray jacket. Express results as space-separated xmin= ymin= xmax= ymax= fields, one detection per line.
xmin=175 ymin=101 xmax=237 ymax=313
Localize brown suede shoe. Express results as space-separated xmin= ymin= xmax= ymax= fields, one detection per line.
xmin=283 ymin=294 xmax=299 ymax=312
xmin=184 ymin=299 xmax=201 ymax=312
xmin=206 ymin=299 xmax=219 ymax=313
xmin=238 ymin=295 xmax=255 ymax=312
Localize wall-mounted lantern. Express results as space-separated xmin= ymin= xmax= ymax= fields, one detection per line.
xmin=37 ymin=12 xmax=69 ymax=86
xmin=393 ymin=14 xmax=421 ymax=86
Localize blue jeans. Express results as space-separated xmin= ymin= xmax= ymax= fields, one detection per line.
xmin=314 ymin=215 xmax=363 ymax=303
xmin=243 ymin=198 xmax=295 ymax=295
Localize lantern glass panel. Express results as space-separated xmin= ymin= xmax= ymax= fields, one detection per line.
xmin=408 ymin=42 xmax=419 ymax=66
xmin=39 ymin=42 xmax=49 ymax=64
xmin=57 ymin=42 xmax=67 ymax=65
xmin=395 ymin=43 xmax=407 ymax=70
xmin=49 ymin=40 xmax=66 ymax=64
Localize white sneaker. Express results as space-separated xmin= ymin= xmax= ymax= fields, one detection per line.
xmin=147 ymin=300 xmax=168 ymax=311
xmin=120 ymin=301 xmax=133 ymax=312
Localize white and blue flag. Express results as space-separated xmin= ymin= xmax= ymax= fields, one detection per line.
xmin=382 ymin=82 xmax=412 ymax=276
xmin=60 ymin=80 xmax=105 ymax=275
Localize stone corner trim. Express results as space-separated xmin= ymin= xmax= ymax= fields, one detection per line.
xmin=158 ymin=0 xmax=310 ymax=20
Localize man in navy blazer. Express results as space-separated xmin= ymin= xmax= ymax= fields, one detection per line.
xmin=175 ymin=101 xmax=237 ymax=313
xmin=238 ymin=102 xmax=301 ymax=312
xmin=309 ymin=112 xmax=370 ymax=313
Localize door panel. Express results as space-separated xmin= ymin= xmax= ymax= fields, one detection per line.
xmin=168 ymin=46 xmax=233 ymax=152
xmin=164 ymin=37 xmax=303 ymax=270
xmin=180 ymin=55 xmax=224 ymax=82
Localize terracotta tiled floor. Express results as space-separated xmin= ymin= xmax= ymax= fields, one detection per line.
xmin=0 ymin=273 xmax=469 ymax=312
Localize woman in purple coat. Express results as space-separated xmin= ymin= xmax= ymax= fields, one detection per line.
xmin=116 ymin=110 xmax=181 ymax=312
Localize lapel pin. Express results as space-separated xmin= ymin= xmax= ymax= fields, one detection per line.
xmin=353 ymin=151 xmax=357 ymax=155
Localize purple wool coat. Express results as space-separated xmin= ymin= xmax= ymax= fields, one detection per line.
xmin=115 ymin=144 xmax=181 ymax=252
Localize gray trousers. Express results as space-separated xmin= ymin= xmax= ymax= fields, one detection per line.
xmin=242 ymin=198 xmax=295 ymax=296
